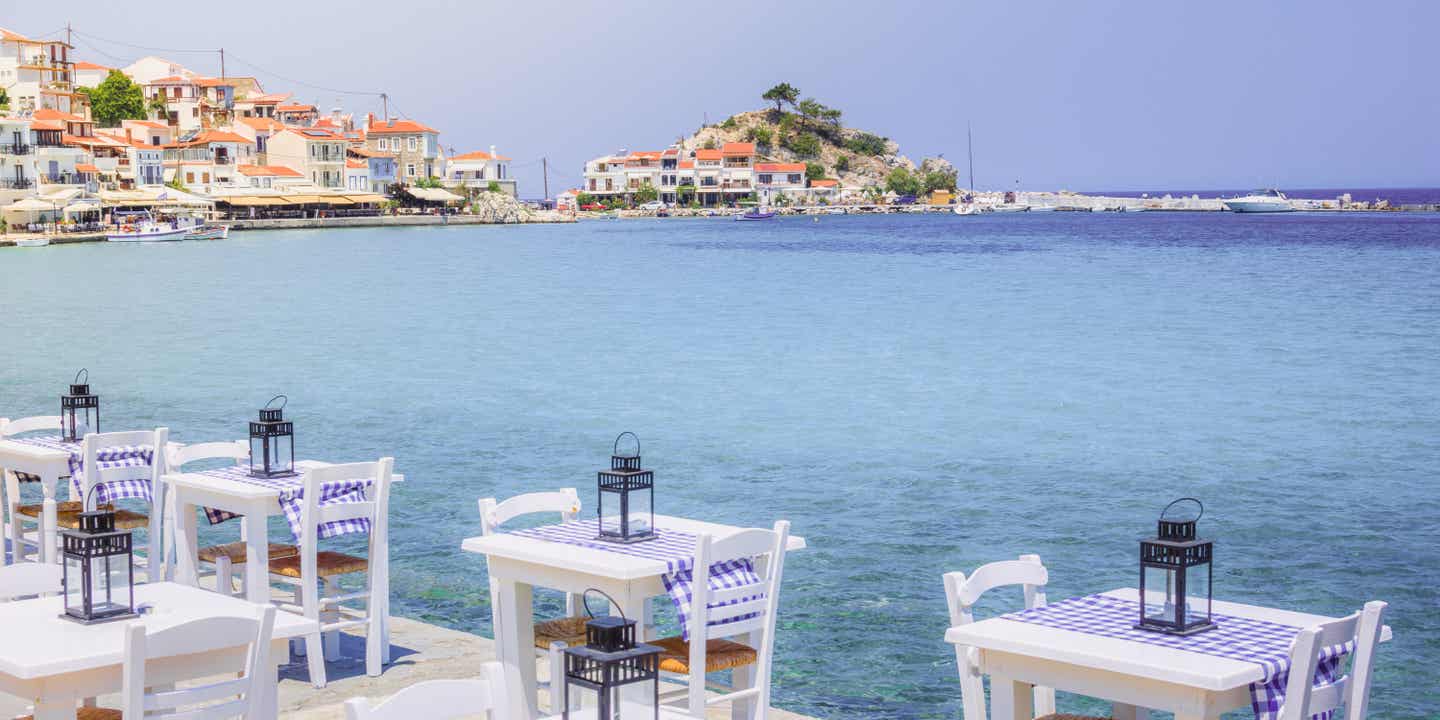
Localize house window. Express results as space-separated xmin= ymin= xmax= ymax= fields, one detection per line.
xmin=202 ymin=172 xmax=210 ymax=183
xmin=185 ymin=172 xmax=194 ymax=183
xmin=758 ymin=174 xmax=772 ymax=184
xmin=406 ymin=163 xmax=415 ymax=177
xmin=407 ymin=137 xmax=416 ymax=152
xmin=191 ymin=107 xmax=199 ymax=118
xmin=788 ymin=174 xmax=802 ymax=184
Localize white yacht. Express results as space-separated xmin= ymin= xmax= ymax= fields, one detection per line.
xmin=1223 ymin=189 xmax=1295 ymax=213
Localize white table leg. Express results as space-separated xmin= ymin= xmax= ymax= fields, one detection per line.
xmin=243 ymin=512 xmax=269 ymax=603
xmin=1113 ymin=704 xmax=1151 ymax=720
xmin=989 ymin=674 xmax=1034 ymax=720
xmin=173 ymin=495 xmax=199 ymax=587
xmin=494 ymin=578 xmax=538 ymax=720
xmin=31 ymin=696 xmax=78 ymax=720
xmin=40 ymin=493 xmax=57 ymax=565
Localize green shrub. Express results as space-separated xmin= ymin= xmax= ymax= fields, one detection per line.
xmin=834 ymin=154 xmax=851 ymax=172
xmin=846 ymin=132 xmax=887 ymax=156
xmin=720 ymin=116 xmax=738 ymax=130
xmin=805 ymin=162 xmax=825 ymax=181
xmin=784 ymin=132 xmax=821 ymax=158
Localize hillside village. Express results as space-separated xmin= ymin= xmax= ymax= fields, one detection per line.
xmin=573 ymin=83 xmax=959 ymax=209
xmin=0 ymin=25 xmax=518 ymax=228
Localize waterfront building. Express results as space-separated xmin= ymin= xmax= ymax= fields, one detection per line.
xmin=235 ymin=163 xmax=304 ymax=189
xmin=72 ymin=61 xmax=112 ymax=89
xmin=755 ymin=162 xmax=806 ymax=201
xmin=235 ymin=93 xmax=290 ymax=119
xmin=345 ymin=158 xmax=370 ymax=191
xmin=0 ymin=27 xmax=80 ymax=115
xmin=234 ymin=116 xmax=285 ymax=164
xmin=444 ymin=147 xmax=515 ymax=196
xmin=120 ymin=119 xmax=174 ymax=148
xmin=267 ymin=126 xmax=347 ymax=189
xmin=144 ymin=76 xmax=207 ymax=133
xmin=582 ymin=153 xmax=627 ymax=196
xmin=276 ymin=103 xmax=319 ymax=126
xmin=30 ymin=109 xmax=91 ymax=187
xmin=364 ymin=115 xmax=441 ymax=182
xmin=162 ymin=129 xmax=256 ymax=190
xmin=95 ymin=130 xmax=164 ymax=187
xmin=347 ymin=147 xmax=397 ymax=194
xmin=121 ymin=56 xmax=194 ymax=86
xmin=0 ymin=116 xmax=36 ymax=201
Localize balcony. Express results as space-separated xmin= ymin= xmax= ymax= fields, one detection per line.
xmin=0 ymin=143 xmax=31 ymax=155
xmin=40 ymin=172 xmax=83 ymax=185
xmin=0 ymin=178 xmax=34 ymax=189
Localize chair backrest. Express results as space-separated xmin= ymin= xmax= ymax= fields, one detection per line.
xmin=0 ymin=415 xmax=64 ymax=438
xmin=0 ymin=562 xmax=63 ymax=601
xmin=296 ymin=459 xmax=393 ymax=581
xmin=476 ymin=488 xmax=581 ymax=535
xmin=343 ymin=661 xmax=509 ymax=720
xmin=165 ymin=440 xmax=250 ymax=472
xmin=79 ymin=428 xmax=168 ymax=508
xmin=121 ymin=604 xmax=276 ymax=720
xmin=942 ymin=555 xmax=1051 ymax=720
xmin=1278 ymin=601 xmax=1386 ymax=720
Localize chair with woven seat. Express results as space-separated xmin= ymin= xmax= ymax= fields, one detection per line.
xmin=162 ymin=440 xmax=297 ymax=594
xmin=2 ymin=415 xmax=65 ymax=564
xmin=12 ymin=429 xmax=166 ymax=575
xmin=477 ymin=488 xmax=584 ymax=711
xmin=268 ymin=458 xmax=393 ymax=689
xmin=944 ymin=554 xmax=1086 ymax=720
xmin=655 ymin=520 xmax=791 ymax=720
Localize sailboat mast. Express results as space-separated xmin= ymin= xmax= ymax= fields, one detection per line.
xmin=967 ymin=122 xmax=975 ymax=192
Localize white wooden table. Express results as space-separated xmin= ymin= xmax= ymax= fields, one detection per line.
xmin=0 ymin=581 xmax=316 ymax=720
xmin=164 ymin=460 xmax=404 ymax=603
xmin=0 ymin=438 xmax=78 ymax=565
xmin=461 ymin=514 xmax=807 ymax=720
xmin=944 ymin=588 xmax=1394 ymax=720
xmin=540 ymin=706 xmax=701 ymax=719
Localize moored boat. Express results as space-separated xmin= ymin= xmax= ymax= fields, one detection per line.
xmin=185 ymin=224 xmax=229 ymax=240
xmin=107 ymin=210 xmax=195 ymax=242
xmin=15 ymin=237 xmax=50 ymax=247
xmin=734 ymin=209 xmax=776 ymax=221
xmin=1223 ymin=189 xmax=1295 ymax=213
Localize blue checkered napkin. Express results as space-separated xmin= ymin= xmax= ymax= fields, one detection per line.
xmin=7 ymin=436 xmax=154 ymax=504
xmin=192 ymin=465 xmax=373 ymax=542
xmin=1003 ymin=594 xmax=1350 ymax=720
xmin=512 ymin=520 xmax=765 ymax=640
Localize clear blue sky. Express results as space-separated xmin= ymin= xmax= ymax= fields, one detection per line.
xmin=12 ymin=0 xmax=1438 ymax=196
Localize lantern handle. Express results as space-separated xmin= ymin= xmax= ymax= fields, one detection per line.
xmin=73 ymin=368 xmax=89 ymax=385
xmin=82 ymin=483 xmax=105 ymax=513
xmin=1160 ymin=497 xmax=1203 ymax=523
xmin=264 ymin=395 xmax=288 ymax=410
xmin=580 ymin=587 xmax=629 ymax=624
xmin=613 ymin=432 xmax=640 ymax=458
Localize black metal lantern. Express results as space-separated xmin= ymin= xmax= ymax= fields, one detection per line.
xmin=248 ymin=395 xmax=295 ymax=478
xmin=562 ymin=589 xmax=660 ymax=720
xmin=597 ymin=432 xmax=654 ymax=544
xmin=60 ymin=489 xmax=136 ymax=624
xmin=60 ymin=368 xmax=100 ymax=443
xmin=1137 ymin=497 xmax=1215 ymax=636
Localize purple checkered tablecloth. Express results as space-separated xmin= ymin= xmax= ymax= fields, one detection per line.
xmin=1003 ymin=594 xmax=1349 ymax=720
xmin=191 ymin=465 xmax=371 ymax=542
xmin=510 ymin=519 xmax=764 ymax=640
xmin=6 ymin=435 xmax=154 ymax=505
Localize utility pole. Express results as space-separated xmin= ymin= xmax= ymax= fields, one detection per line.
xmin=219 ymin=48 xmax=225 ymax=79
xmin=542 ymin=157 xmax=549 ymax=200
xmin=65 ymin=23 xmax=71 ymax=47
xmin=381 ymin=93 xmax=389 ymax=121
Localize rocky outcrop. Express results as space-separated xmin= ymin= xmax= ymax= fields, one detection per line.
xmin=469 ymin=191 xmax=535 ymax=224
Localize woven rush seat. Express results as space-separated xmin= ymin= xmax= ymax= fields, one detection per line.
xmin=19 ymin=708 xmax=121 ymax=720
xmin=651 ymin=636 xmax=757 ymax=674
xmin=269 ymin=551 xmax=367 ymax=578
xmin=16 ymin=502 xmax=149 ymax=530
xmin=198 ymin=541 xmax=298 ymax=564
xmin=532 ymin=615 xmax=591 ymax=650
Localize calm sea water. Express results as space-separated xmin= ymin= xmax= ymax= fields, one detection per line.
xmin=2 ymin=213 xmax=1438 ymax=719
xmin=1089 ymin=187 xmax=1440 ymax=205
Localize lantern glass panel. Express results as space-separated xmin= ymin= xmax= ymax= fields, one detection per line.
xmin=1185 ymin=562 xmax=1211 ymax=626
xmin=1141 ymin=564 xmax=1178 ymax=627
xmin=64 ymin=554 xmax=84 ymax=615
xmin=89 ymin=555 xmax=128 ymax=617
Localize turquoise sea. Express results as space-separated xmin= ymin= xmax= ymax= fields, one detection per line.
xmin=1 ymin=212 xmax=1437 ymax=719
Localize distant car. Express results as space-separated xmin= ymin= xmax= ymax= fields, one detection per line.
xmin=638 ymin=200 xmax=667 ymax=211
xmin=580 ymin=202 xmax=606 ymax=211
xmin=892 ymin=195 xmax=918 ymax=205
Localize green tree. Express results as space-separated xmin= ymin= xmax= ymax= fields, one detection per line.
xmin=675 ymin=184 xmax=695 ymax=206
xmin=0 ymin=88 xmax=9 ymax=112
xmin=834 ymin=154 xmax=851 ymax=173
xmin=634 ymin=181 xmax=658 ymax=204
xmin=885 ymin=167 xmax=922 ymax=197
xmin=784 ymin=132 xmax=821 ymax=158
xmin=797 ymin=97 xmax=824 ymax=120
xmin=415 ymin=176 xmax=443 ymax=188
xmin=577 ymin=192 xmax=595 ymax=206
xmin=804 ymin=162 xmax=826 ymax=181
xmin=702 ymin=138 xmax=717 ymax=150
xmin=761 ymin=82 xmax=800 ymax=113
xmin=922 ymin=168 xmax=958 ymax=194
xmin=845 ymin=132 xmax=888 ymax=156
xmin=745 ymin=125 xmax=773 ymax=148
xmin=86 ymin=70 xmax=147 ymax=127
xmin=719 ymin=115 xmax=738 ymax=130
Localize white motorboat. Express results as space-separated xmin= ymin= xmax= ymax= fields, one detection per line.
xmin=990 ymin=203 xmax=1030 ymax=213
xmin=185 ymin=224 xmax=229 ymax=240
xmin=1223 ymin=189 xmax=1295 ymax=213
xmin=15 ymin=237 xmax=50 ymax=247
xmin=107 ymin=210 xmax=197 ymax=242
xmin=954 ymin=204 xmax=982 ymax=216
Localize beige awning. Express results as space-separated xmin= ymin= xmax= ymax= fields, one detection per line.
xmin=407 ymin=187 xmax=464 ymax=203
xmin=345 ymin=193 xmax=387 ymax=204
xmin=284 ymin=194 xmax=326 ymax=204
xmin=221 ymin=196 xmax=286 ymax=206
xmin=320 ymin=195 xmax=355 ymax=205
xmin=9 ymin=197 xmax=59 ymax=211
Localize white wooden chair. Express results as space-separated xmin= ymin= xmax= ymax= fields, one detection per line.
xmin=343 ymin=661 xmax=510 ymax=720
xmin=652 ymin=520 xmax=791 ymax=720
xmin=12 ymin=429 xmax=167 ymax=576
xmin=1 ymin=415 xmax=64 ymax=564
xmin=163 ymin=441 xmax=298 ymax=594
xmin=943 ymin=555 xmax=1062 ymax=720
xmin=1276 ymin=601 xmax=1387 ymax=720
xmin=0 ymin=561 xmax=62 ymax=601
xmin=477 ymin=488 xmax=584 ymax=711
xmin=13 ymin=605 xmax=277 ymax=720
xmin=268 ymin=458 xmax=393 ymax=688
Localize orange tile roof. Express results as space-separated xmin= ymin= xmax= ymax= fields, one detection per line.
xmin=347 ymin=147 xmax=396 ymax=159
xmin=721 ymin=142 xmax=755 ymax=156
xmin=678 ymin=160 xmax=695 ymax=169
xmin=694 ymin=149 xmax=723 ymax=161
xmin=198 ymin=130 xmax=254 ymax=144
xmin=0 ymin=27 xmax=30 ymax=42
xmin=193 ymin=77 xmax=235 ymax=87
xmin=237 ymin=116 xmax=284 ymax=132
xmin=73 ymin=61 xmax=110 ymax=71
xmin=124 ymin=119 xmax=169 ymax=129
xmin=33 ymin=108 xmax=88 ymax=123
xmin=75 ymin=163 xmax=99 ymax=173
xmin=278 ymin=127 xmax=344 ymax=141
xmin=452 ymin=150 xmax=511 ymax=162
xmin=147 ymin=76 xmax=193 ymax=85
xmin=246 ymin=93 xmax=291 ymax=104
xmin=276 ymin=104 xmax=316 ymax=112
xmin=346 ymin=159 xmax=366 ymax=169
xmin=29 ymin=119 xmax=63 ymax=131
xmin=627 ymin=150 xmax=662 ymax=159
xmin=809 ymin=178 xmax=838 ymax=187
xmin=367 ymin=118 xmax=437 ymax=135
xmin=754 ymin=163 xmax=805 ymax=172
xmin=237 ymin=164 xmax=303 ymax=177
